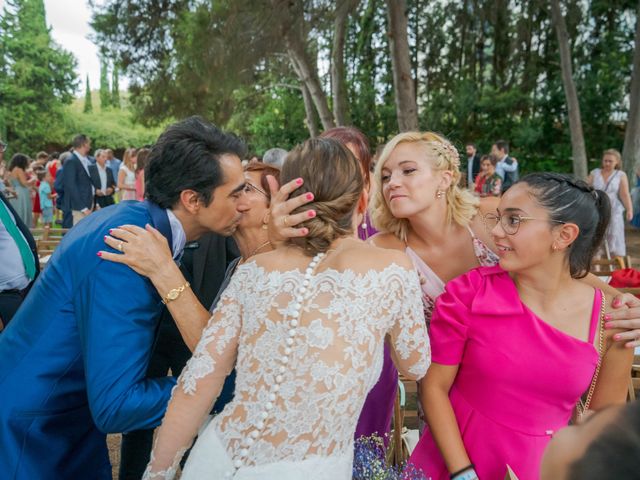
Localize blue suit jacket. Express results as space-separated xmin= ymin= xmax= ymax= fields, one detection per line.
xmin=61 ymin=153 xmax=93 ymax=212
xmin=0 ymin=201 xmax=177 ymax=479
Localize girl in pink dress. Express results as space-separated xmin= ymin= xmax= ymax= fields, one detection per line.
xmin=410 ymin=173 xmax=633 ymax=480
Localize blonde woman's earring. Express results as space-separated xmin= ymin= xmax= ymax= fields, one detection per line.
xmin=436 ymin=190 xmax=444 ymax=199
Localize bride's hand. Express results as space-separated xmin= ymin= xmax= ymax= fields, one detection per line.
xmin=98 ymin=224 xmax=175 ymax=280
xmin=266 ymin=175 xmax=315 ymax=248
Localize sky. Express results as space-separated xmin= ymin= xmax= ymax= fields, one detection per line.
xmin=0 ymin=0 xmax=127 ymax=94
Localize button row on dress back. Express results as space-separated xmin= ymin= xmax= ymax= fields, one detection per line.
xmin=224 ymin=252 xmax=327 ymax=479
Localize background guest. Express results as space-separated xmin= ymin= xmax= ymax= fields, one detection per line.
xmin=463 ymin=142 xmax=481 ymax=188
xmin=135 ymin=148 xmax=150 ymax=201
xmin=62 ymin=134 xmax=94 ymax=226
xmin=89 ymin=149 xmax=117 ymax=209
xmin=54 ymin=151 xmax=73 ymax=228
xmin=492 ymin=139 xmax=518 ymax=191
xmin=588 ymin=148 xmax=633 ymax=258
xmin=8 ymin=153 xmax=35 ymax=226
xmin=262 ymin=147 xmax=287 ymax=168
xmin=105 ymin=148 xmax=122 ymax=180
xmin=474 ymin=154 xmax=502 ymax=197
xmin=118 ymin=147 xmax=137 ymax=201
xmin=38 ymin=170 xmax=55 ymax=228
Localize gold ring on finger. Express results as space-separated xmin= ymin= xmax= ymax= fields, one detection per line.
xmin=117 ymin=241 xmax=124 ymax=252
xmin=283 ymin=216 xmax=289 ymax=227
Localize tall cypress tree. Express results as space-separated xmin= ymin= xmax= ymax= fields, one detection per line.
xmin=99 ymin=57 xmax=110 ymax=110
xmin=111 ymin=64 xmax=120 ymax=108
xmin=1 ymin=0 xmax=77 ymax=150
xmin=83 ymin=74 xmax=93 ymax=113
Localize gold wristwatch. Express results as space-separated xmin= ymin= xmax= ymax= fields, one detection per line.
xmin=162 ymin=281 xmax=190 ymax=305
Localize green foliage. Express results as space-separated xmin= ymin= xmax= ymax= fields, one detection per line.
xmin=111 ymin=65 xmax=120 ymax=109
xmin=87 ymin=0 xmax=638 ymax=175
xmin=65 ymin=92 xmax=165 ymax=150
xmin=227 ymin=82 xmax=310 ymax=154
xmin=83 ymin=75 xmax=93 ymax=113
xmin=0 ymin=0 xmax=78 ymax=153
xmin=100 ymin=57 xmax=110 ymax=110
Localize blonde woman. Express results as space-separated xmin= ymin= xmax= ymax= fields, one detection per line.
xmin=118 ymin=148 xmax=138 ymax=201
xmin=587 ymin=149 xmax=633 ymax=257
xmin=370 ymin=132 xmax=499 ymax=330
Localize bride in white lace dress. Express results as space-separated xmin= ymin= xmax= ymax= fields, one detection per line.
xmin=143 ymin=138 xmax=431 ymax=479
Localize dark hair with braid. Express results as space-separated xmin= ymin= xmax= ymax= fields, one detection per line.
xmin=518 ymin=173 xmax=610 ymax=278
xmin=280 ymin=137 xmax=363 ymax=255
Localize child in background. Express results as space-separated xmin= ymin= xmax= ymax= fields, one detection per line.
xmin=39 ymin=170 xmax=56 ymax=228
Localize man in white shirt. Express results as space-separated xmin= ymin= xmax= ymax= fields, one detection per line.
xmin=89 ymin=149 xmax=117 ymax=209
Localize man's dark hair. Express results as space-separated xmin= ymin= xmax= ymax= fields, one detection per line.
xmin=145 ymin=116 xmax=246 ymax=209
xmin=465 ymin=142 xmax=476 ymax=149
xmin=569 ymin=401 xmax=640 ymax=479
xmin=494 ymin=139 xmax=509 ymax=154
xmin=72 ymin=134 xmax=89 ymax=149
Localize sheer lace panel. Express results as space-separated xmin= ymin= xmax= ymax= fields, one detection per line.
xmin=143 ymin=262 xmax=430 ymax=477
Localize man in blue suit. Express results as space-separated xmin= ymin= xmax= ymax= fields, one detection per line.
xmin=0 ymin=117 xmax=248 ymax=479
xmin=63 ymin=134 xmax=95 ymax=226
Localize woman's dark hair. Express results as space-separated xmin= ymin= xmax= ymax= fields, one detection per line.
xmin=320 ymin=126 xmax=372 ymax=188
xmin=519 ymin=172 xmax=610 ymax=278
xmin=244 ymin=160 xmax=280 ymax=204
xmin=145 ymin=116 xmax=246 ymax=208
xmin=9 ymin=153 xmax=29 ymax=170
xmin=569 ymin=401 xmax=640 ymax=479
xmin=281 ymin=137 xmax=363 ymax=255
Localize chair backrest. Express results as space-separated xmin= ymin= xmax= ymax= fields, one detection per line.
xmin=591 ymin=257 xmax=626 ymax=276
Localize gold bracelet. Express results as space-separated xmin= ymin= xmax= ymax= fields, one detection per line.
xmin=161 ymin=281 xmax=190 ymax=305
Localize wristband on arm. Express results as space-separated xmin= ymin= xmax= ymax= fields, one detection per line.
xmin=450 ymin=464 xmax=478 ymax=480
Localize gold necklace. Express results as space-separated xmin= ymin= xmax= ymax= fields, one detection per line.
xmin=243 ymin=240 xmax=272 ymax=261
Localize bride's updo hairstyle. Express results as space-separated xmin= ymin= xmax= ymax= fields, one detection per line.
xmin=281 ymin=137 xmax=364 ymax=255
xmin=519 ymin=172 xmax=611 ymax=278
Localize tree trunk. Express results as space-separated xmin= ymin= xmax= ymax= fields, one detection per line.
xmin=272 ymin=0 xmax=335 ymax=132
xmin=301 ymin=82 xmax=319 ymax=137
xmin=385 ymin=0 xmax=419 ymax=132
xmin=623 ymin=1 xmax=640 ymax=180
xmin=331 ymin=0 xmax=357 ymax=126
xmin=550 ymin=0 xmax=588 ymax=179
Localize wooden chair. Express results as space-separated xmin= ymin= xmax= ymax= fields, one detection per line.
xmin=629 ymin=354 xmax=640 ymax=401
xmin=591 ymin=257 xmax=626 ymax=276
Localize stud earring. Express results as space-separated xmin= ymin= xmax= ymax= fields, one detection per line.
xmin=552 ymin=243 xmax=558 ymax=252
xmin=436 ymin=190 xmax=444 ymax=199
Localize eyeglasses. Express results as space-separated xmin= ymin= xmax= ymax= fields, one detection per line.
xmin=244 ymin=182 xmax=268 ymax=198
xmin=483 ymin=212 xmax=565 ymax=235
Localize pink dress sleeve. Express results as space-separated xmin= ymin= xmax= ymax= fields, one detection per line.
xmin=430 ymin=270 xmax=481 ymax=365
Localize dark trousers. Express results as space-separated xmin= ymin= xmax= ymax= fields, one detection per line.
xmin=62 ymin=209 xmax=73 ymax=228
xmin=0 ymin=291 xmax=24 ymax=329
xmin=0 ymin=286 xmax=31 ymax=329
xmin=118 ymin=317 xmax=192 ymax=479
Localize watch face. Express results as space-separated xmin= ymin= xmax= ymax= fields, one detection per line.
xmin=167 ymin=290 xmax=179 ymax=300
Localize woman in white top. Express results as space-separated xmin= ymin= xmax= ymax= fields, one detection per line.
xmin=142 ymin=138 xmax=431 ymax=479
xmin=118 ymin=147 xmax=138 ymax=201
xmin=587 ymin=149 xmax=633 ymax=256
